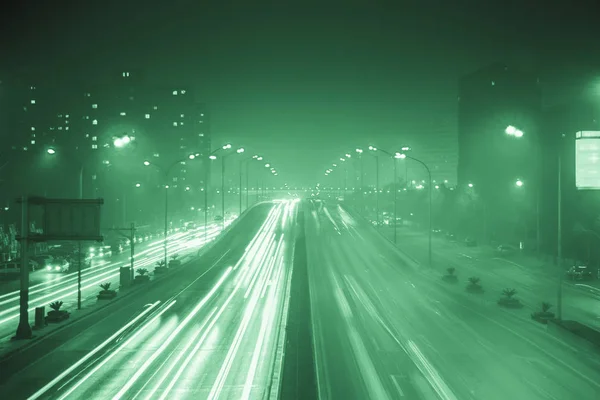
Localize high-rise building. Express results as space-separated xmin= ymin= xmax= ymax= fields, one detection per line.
xmin=457 ymin=63 xmax=542 ymax=242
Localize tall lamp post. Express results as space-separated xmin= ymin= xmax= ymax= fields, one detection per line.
xmin=506 ymin=125 xmax=541 ymax=256
xmin=242 ymin=155 xmax=263 ymax=212
xmin=204 ymin=144 xmax=232 ymax=243
xmin=47 ymin=134 xmax=132 ymax=310
xmin=220 ymin=147 xmax=244 ymax=229
xmin=367 ymin=146 xmax=380 ymax=226
xmin=397 ymin=152 xmax=433 ymax=267
xmin=143 ymin=153 xmax=197 ymax=267
xmin=377 ymin=148 xmax=404 ymax=244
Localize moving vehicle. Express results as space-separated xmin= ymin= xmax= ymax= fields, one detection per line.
xmin=46 ymin=258 xmax=70 ymax=273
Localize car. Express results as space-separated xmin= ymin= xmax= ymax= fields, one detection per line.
xmin=464 ymin=237 xmax=477 ymax=247
xmin=496 ymin=244 xmax=516 ymax=255
xmin=46 ymin=258 xmax=70 ymax=273
xmin=566 ymin=265 xmax=594 ymax=281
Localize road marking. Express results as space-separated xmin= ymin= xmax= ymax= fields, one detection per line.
xmin=390 ymin=375 xmax=405 ymax=397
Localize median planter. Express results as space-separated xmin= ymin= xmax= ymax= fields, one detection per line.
xmin=497 ymin=288 xmax=523 ymax=309
xmin=531 ymin=302 xmax=555 ymax=324
xmin=154 ymin=260 xmax=168 ymax=275
xmin=134 ymin=268 xmax=150 ymax=283
xmin=466 ymin=277 xmax=484 ymax=293
xmin=169 ymin=254 xmax=181 ymax=267
xmin=97 ymin=282 xmax=118 ymax=300
xmin=442 ymin=267 xmax=458 ymax=283
xmin=46 ymin=301 xmax=70 ymax=323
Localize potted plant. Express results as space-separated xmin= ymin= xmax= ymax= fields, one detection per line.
xmin=531 ymin=302 xmax=555 ymax=324
xmin=97 ymin=282 xmax=117 ymax=300
xmin=442 ymin=267 xmax=458 ymax=282
xmin=46 ymin=301 xmax=70 ymax=323
xmin=135 ymin=268 xmax=150 ymax=283
xmin=169 ymin=254 xmax=181 ymax=267
xmin=497 ymin=288 xmax=523 ymax=308
xmin=466 ymin=277 xmax=484 ymax=293
xmin=154 ymin=260 xmax=167 ymax=274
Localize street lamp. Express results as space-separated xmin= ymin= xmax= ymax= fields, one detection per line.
xmin=219 ymin=147 xmax=244 ymax=229
xmin=505 ymin=125 xmax=524 ymax=138
xmin=515 ymin=179 xmax=524 ymax=187
xmin=46 ymin=148 xmax=56 ymax=155
xmin=396 ymin=152 xmax=433 ymax=267
xmin=143 ymin=155 xmax=197 ymax=267
xmin=367 ymin=146 xmax=380 ymax=226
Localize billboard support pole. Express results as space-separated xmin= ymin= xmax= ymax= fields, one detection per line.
xmin=15 ymin=196 xmax=32 ymax=340
xmin=77 ymin=241 xmax=82 ymax=310
xmin=556 ymin=150 xmax=563 ymax=320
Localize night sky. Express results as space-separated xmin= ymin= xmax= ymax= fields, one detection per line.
xmin=2 ymin=0 xmax=599 ymax=186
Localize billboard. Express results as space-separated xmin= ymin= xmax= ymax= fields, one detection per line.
xmin=576 ymin=131 xmax=600 ymax=190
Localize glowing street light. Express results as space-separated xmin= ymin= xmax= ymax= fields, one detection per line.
xmin=135 ymin=183 xmax=141 ymax=188
xmin=505 ymin=125 xmax=524 ymax=138
xmin=47 ymin=147 xmax=56 ymax=155
xmin=515 ymin=179 xmax=524 ymax=187
xmin=143 ymin=160 xmax=150 ymax=166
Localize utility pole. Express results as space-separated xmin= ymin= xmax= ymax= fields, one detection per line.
xmin=15 ymin=196 xmax=32 ymax=339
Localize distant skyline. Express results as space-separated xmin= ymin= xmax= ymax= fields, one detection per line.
xmin=2 ymin=0 xmax=599 ymax=186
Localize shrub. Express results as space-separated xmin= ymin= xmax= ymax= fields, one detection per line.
xmin=468 ymin=277 xmax=480 ymax=286
xmin=100 ymin=282 xmax=112 ymax=291
xmin=49 ymin=301 xmax=63 ymax=312
xmin=137 ymin=268 xmax=148 ymax=276
xmin=447 ymin=267 xmax=455 ymax=276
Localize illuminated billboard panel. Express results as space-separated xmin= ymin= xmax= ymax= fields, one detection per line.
xmin=575 ymin=131 xmax=600 ymax=190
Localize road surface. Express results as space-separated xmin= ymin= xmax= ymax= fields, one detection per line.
xmin=0 ymin=222 xmax=227 ymax=342
xmin=305 ymin=199 xmax=600 ymax=400
xmin=0 ymin=200 xmax=297 ymax=400
xmin=381 ymin=227 xmax=600 ymax=330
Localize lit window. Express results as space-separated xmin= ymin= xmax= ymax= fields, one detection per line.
xmin=65 ymin=114 xmax=69 ymax=118
xmin=491 ymin=81 xmax=495 ymax=86
xmin=92 ymin=104 xmax=98 ymax=109
xmin=120 ymin=112 xmax=126 ymax=116
xmin=85 ymin=134 xmax=90 ymax=138
xmin=23 ymin=147 xmax=28 ymax=151
xmin=65 ymin=126 xmax=69 ymax=130
xmin=31 ymin=140 xmax=35 ymax=144
xmin=180 ymin=122 xmax=184 ymax=125
xmin=31 ymin=127 xmax=35 ymax=131
xmin=50 ymin=127 xmax=55 ymax=131
xmin=85 ymin=116 xmax=89 ymax=119
xmin=123 ymin=72 xmax=130 ymax=77
xmin=92 ymin=144 xmax=98 ymax=149
xmin=58 ymin=127 xmax=63 ymax=130
xmin=32 ymin=133 xmax=36 ymax=138
xmin=58 ymin=114 xmax=62 ymax=118
xmin=65 ymin=120 xmax=69 ymax=124
xmin=30 ymin=86 xmax=35 ymax=90
xmin=92 ymin=119 xmax=98 ymax=125
xmin=172 ymin=90 xmax=178 ymax=95
xmin=31 ymin=99 xmax=36 ymax=104
xmin=129 ymin=96 xmax=134 ymax=101
xmin=145 ymin=114 xmax=150 ymax=119
xmin=180 ymin=114 xmax=185 ymax=118
xmin=199 ymin=133 xmax=204 ymax=137
xmin=86 ymin=93 xmax=91 ymax=97
xmin=23 ymin=106 xmax=27 ymax=111
xmin=153 ymin=106 xmax=158 ymax=110
xmin=173 ymin=122 xmax=178 ymax=126
xmin=92 ymin=136 xmax=97 ymax=141
xmin=181 ymin=90 xmax=186 ymax=94
xmin=200 ymin=113 xmax=204 ymax=117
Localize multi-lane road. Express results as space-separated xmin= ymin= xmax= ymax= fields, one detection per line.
xmin=305 ymin=199 xmax=600 ymax=399
xmin=1 ymin=200 xmax=298 ymax=400
xmin=0 ymin=222 xmax=225 ymax=342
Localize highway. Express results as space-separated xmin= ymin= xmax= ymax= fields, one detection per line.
xmin=305 ymin=199 xmax=600 ymax=400
xmin=0 ymin=200 xmax=297 ymax=400
xmin=385 ymin=228 xmax=600 ymax=330
xmin=0 ymin=222 xmax=225 ymax=341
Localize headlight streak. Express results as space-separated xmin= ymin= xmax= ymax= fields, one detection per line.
xmin=208 ymin=215 xmax=288 ymax=400
xmin=240 ymin=255 xmax=283 ymax=399
xmin=245 ymin=237 xmax=283 ymax=300
xmin=56 ymin=300 xmax=178 ymax=400
xmin=27 ymin=301 xmax=162 ymax=400
xmin=140 ymin=307 xmax=219 ymax=400
xmin=0 ymin=227 xmax=222 ymax=326
xmin=243 ymin=236 xmax=277 ymax=299
xmin=111 ymin=267 xmax=233 ymax=400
